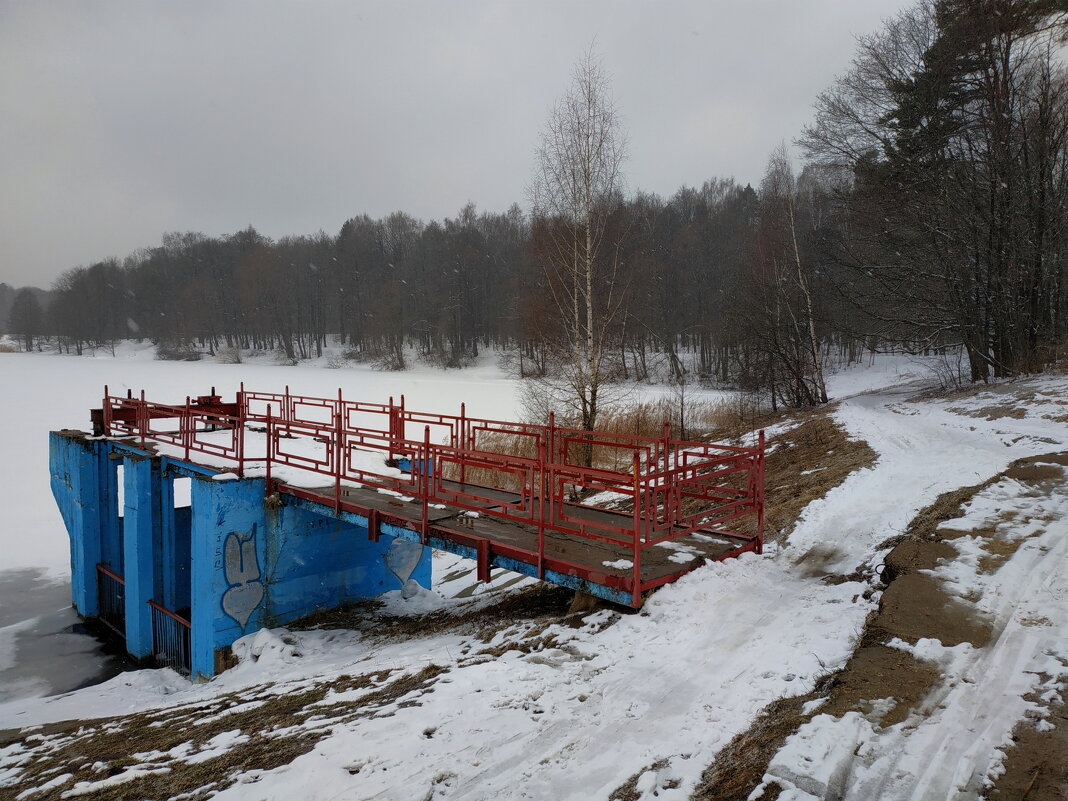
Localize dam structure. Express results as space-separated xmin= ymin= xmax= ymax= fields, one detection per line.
xmin=50 ymin=386 xmax=764 ymax=678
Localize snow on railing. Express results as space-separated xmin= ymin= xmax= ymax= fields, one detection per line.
xmin=99 ymin=386 xmax=764 ymax=605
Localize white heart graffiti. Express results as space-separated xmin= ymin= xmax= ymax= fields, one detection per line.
xmin=221 ymin=526 xmax=264 ymax=628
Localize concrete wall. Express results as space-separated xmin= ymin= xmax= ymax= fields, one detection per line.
xmin=49 ymin=432 xmax=431 ymax=680
xmin=48 ymin=432 xmax=121 ymax=617
xmin=188 ymin=474 xmax=430 ymax=678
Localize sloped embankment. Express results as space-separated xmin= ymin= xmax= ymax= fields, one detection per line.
xmin=693 ymin=452 xmax=1068 ymax=801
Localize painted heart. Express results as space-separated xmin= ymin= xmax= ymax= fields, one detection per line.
xmin=222 ymin=581 xmax=264 ymax=628
xmin=385 ymin=539 xmax=424 ymax=585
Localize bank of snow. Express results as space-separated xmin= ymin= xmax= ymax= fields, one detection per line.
xmin=757 ymin=390 xmax=1068 ymax=800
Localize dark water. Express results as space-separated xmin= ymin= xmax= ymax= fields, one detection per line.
xmin=0 ymin=568 xmax=128 ymax=705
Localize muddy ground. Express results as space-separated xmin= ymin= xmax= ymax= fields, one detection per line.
xmin=692 ymin=452 xmax=1068 ymax=801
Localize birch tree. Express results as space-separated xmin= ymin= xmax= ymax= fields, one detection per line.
xmin=527 ymin=48 xmax=628 ymax=451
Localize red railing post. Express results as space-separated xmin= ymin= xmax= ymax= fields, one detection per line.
xmin=459 ymin=402 xmax=467 ymax=485
xmin=388 ymin=395 xmax=396 ymax=461
xmin=537 ymin=439 xmax=547 ymax=579
xmin=184 ymin=395 xmax=192 ymax=462
xmin=283 ymin=384 xmax=292 ymax=441
xmin=102 ymin=384 xmax=110 ymax=436
xmin=420 ymin=425 xmax=431 ymax=544
xmin=265 ymin=403 xmax=273 ymax=495
xmin=139 ymin=389 xmax=146 ymax=448
xmin=334 ymin=389 xmax=343 ymax=515
xmin=236 ymin=383 xmax=245 ymax=477
xmin=631 ymin=453 xmax=642 ymax=607
xmin=757 ymin=429 xmax=766 ymax=555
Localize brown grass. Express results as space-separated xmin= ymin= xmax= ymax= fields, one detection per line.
xmin=2 ymin=665 xmax=448 ymax=801
xmin=689 ymin=681 xmax=832 ymax=801
xmin=289 ymin=582 xmax=577 ymax=643
xmin=610 ymin=757 xmax=680 ymax=801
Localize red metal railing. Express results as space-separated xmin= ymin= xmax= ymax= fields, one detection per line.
xmin=99 ymin=386 xmax=764 ymax=605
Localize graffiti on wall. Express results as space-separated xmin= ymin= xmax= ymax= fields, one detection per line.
xmin=385 ymin=538 xmax=424 ymax=599
xmin=222 ymin=525 xmax=264 ymax=628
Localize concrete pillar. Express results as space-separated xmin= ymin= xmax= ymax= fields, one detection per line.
xmin=190 ymin=475 xmax=267 ymax=679
xmin=48 ymin=433 xmax=113 ymax=617
xmin=122 ymin=455 xmax=162 ymax=659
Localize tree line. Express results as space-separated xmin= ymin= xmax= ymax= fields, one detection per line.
xmin=6 ymin=0 xmax=1068 ymax=413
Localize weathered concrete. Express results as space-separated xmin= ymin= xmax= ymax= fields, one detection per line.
xmin=49 ymin=431 xmax=432 ymax=680
xmin=49 ymin=433 xmax=120 ymax=617
xmin=122 ymin=455 xmax=162 ymax=659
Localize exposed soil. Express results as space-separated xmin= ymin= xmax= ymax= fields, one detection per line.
xmin=692 ymin=452 xmax=1068 ymax=801
xmin=873 ymin=571 xmax=992 ymax=647
xmin=986 ymin=666 xmax=1068 ymax=800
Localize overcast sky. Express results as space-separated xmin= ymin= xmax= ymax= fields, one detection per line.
xmin=0 ymin=0 xmax=911 ymax=288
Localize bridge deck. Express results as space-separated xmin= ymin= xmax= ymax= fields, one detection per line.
xmin=96 ymin=386 xmax=764 ymax=606
xmin=281 ymin=478 xmax=752 ymax=599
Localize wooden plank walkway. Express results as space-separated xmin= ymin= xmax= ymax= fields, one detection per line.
xmin=281 ymin=478 xmax=749 ymax=593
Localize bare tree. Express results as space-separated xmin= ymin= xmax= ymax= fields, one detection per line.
xmin=802 ymin=0 xmax=1068 ymax=379
xmin=528 ymin=47 xmax=629 ymax=453
xmin=7 ymin=288 xmax=42 ymax=351
xmin=763 ymin=145 xmax=829 ymax=404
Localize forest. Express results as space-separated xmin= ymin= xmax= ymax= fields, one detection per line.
xmin=6 ymin=0 xmax=1068 ymax=413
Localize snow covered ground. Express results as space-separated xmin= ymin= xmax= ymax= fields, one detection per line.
xmin=1 ymin=347 xmax=1066 ymax=800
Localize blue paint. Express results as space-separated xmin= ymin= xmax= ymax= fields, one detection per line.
xmin=51 ymin=432 xmax=434 ymax=679
xmin=122 ymin=456 xmax=162 ymax=659
xmin=172 ymin=506 xmax=192 ymax=611
xmin=189 ymin=474 xmax=267 ymax=678
xmin=48 ymin=433 xmax=116 ymax=617
xmin=262 ymin=501 xmax=428 ymax=621
xmin=98 ymin=449 xmax=123 ymax=575
xmin=395 ymin=457 xmax=434 ymax=476
xmin=284 ymin=494 xmax=633 ymax=606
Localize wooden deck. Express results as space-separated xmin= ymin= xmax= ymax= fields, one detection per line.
xmin=280 ymin=478 xmax=751 ymax=597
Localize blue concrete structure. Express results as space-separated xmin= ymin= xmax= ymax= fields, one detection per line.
xmin=49 ymin=431 xmax=431 ymax=679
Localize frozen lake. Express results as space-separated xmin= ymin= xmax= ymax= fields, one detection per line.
xmin=0 ymin=344 xmax=739 ymax=706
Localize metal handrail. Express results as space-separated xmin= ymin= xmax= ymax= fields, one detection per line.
xmin=100 ymin=386 xmax=765 ymax=605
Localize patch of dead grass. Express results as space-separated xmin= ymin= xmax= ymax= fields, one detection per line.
xmin=947 ymin=403 xmax=1028 ymax=421
xmin=289 ymin=583 xmax=576 ymax=642
xmin=610 ymin=757 xmax=680 ymax=801
xmin=2 ymin=664 xmax=448 ymax=801
xmin=689 ymin=680 xmax=833 ymax=801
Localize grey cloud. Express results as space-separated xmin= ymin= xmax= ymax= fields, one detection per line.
xmin=0 ymin=0 xmax=909 ymax=287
